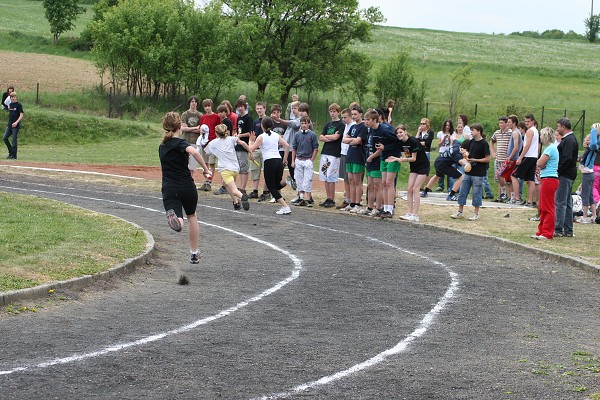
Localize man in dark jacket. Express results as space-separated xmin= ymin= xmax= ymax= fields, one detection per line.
xmin=554 ymin=117 xmax=579 ymax=237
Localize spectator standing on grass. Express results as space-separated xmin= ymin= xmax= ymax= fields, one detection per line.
xmin=220 ymin=100 xmax=238 ymax=131
xmin=291 ymin=115 xmax=318 ymax=207
xmin=511 ymin=114 xmax=539 ymax=206
xmin=373 ymin=117 xmax=401 ymax=219
xmin=450 ymin=123 xmax=490 ymax=221
xmin=272 ymin=100 xmax=302 ymax=196
xmin=576 ymin=125 xmax=599 ymax=224
xmin=490 ymin=116 xmax=512 ymax=202
xmin=341 ymin=106 xmax=368 ymax=212
xmin=318 ymin=103 xmax=345 ymax=208
xmin=285 ymin=94 xmax=299 ymax=119
xmin=250 ymin=101 xmax=271 ymax=202
xmin=4 ymin=92 xmax=23 ymax=160
xmin=181 ymin=96 xmax=203 ymax=182
xmin=248 ymin=116 xmax=292 ymax=215
xmin=554 ymin=118 xmax=579 ymax=237
xmin=436 ymin=119 xmax=454 ymax=192
xmin=2 ymin=86 xmax=14 ymax=110
xmin=531 ymin=127 xmax=559 ymax=240
xmin=159 ymin=112 xmax=211 ymax=264
xmin=499 ymin=115 xmax=523 ymax=202
xmin=386 ymin=124 xmax=430 ymax=222
xmin=234 ymin=98 xmax=254 ymax=193
xmin=337 ymin=108 xmax=355 ymax=209
xmin=198 ymin=99 xmax=221 ymax=191
xmin=361 ymin=110 xmax=385 ymax=216
xmin=421 ymin=138 xmax=470 ymax=201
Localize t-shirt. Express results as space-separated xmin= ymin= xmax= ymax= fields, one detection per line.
xmin=438 ymin=131 xmax=452 ymax=153
xmin=253 ymin=117 xmax=264 ymax=135
xmin=272 ymin=120 xmax=286 ymax=151
xmin=204 ymin=136 xmax=240 ymax=172
xmin=372 ymin=122 xmax=399 ymax=159
xmin=235 ymin=113 xmax=254 ymax=152
xmin=346 ymin=122 xmax=368 ymax=164
xmin=221 ymin=118 xmax=233 ymax=136
xmin=7 ymin=101 xmax=23 ymax=128
xmin=540 ymin=143 xmax=559 ymax=178
xmin=341 ymin=122 xmax=355 ymax=156
xmin=466 ymin=138 xmax=490 ymax=177
xmin=200 ymin=113 xmax=221 ymax=143
xmin=401 ymin=135 xmax=429 ymax=169
xmin=292 ymin=129 xmax=319 ymax=159
xmin=181 ymin=109 xmax=202 ymax=143
xmin=321 ymin=119 xmax=344 ymax=157
xmin=491 ymin=129 xmax=512 ymax=161
xmin=159 ymin=138 xmax=194 ymax=187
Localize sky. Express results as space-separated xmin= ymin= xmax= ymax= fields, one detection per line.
xmin=359 ymin=0 xmax=593 ymax=35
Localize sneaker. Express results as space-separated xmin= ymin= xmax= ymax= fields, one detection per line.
xmin=306 ymin=199 xmax=314 ymax=207
xmin=190 ymin=253 xmax=200 ymax=264
xmin=528 ymin=216 xmax=540 ymax=221
xmin=202 ymin=182 xmax=212 ymax=192
xmin=166 ymin=209 xmax=182 ymax=232
xmin=233 ymin=202 xmax=242 ymax=210
xmin=524 ymin=202 xmax=536 ymax=208
xmin=530 ymin=234 xmax=539 ymax=239
xmin=290 ymin=180 xmax=297 ymax=190
xmin=241 ymin=193 xmax=250 ymax=211
xmin=349 ymin=206 xmax=362 ymax=213
xmin=581 ymin=218 xmax=593 ymax=224
xmin=213 ymin=186 xmax=228 ymax=195
xmin=554 ymin=231 xmax=564 ymax=237
xmin=420 ymin=191 xmax=428 ymax=198
xmin=507 ymin=199 xmax=518 ymax=204
xmin=358 ymin=207 xmax=371 ymax=215
xmin=368 ymin=208 xmax=381 ymax=217
xmin=436 ymin=187 xmax=444 ymax=192
xmin=399 ymin=213 xmax=412 ymax=220
xmin=290 ymin=196 xmax=301 ymax=205
xmin=258 ymin=193 xmax=271 ymax=202
xmin=468 ymin=214 xmax=480 ymax=221
xmin=276 ymin=206 xmax=291 ymax=215
xmin=248 ymin=191 xmax=259 ymax=199
xmin=336 ymin=200 xmax=350 ymax=209
xmin=341 ymin=204 xmax=353 ymax=211
xmin=450 ymin=211 xmax=464 ymax=219
xmin=484 ymin=195 xmax=494 ymax=200
xmin=498 ymin=193 xmax=508 ymax=202
xmin=446 ymin=194 xmax=458 ymax=201
xmin=519 ymin=199 xmax=528 ymax=206
xmin=564 ymin=232 xmax=575 ymax=237
xmin=269 ymin=197 xmax=277 ymax=203
xmin=537 ymin=235 xmax=550 ymax=240
xmin=411 ymin=215 xmax=420 ymax=222
xmin=379 ymin=211 xmax=393 ymax=218
xmin=294 ymin=199 xmax=307 ymax=207
xmin=323 ymin=199 xmax=336 ymax=208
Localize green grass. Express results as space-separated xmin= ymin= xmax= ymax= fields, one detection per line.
xmin=0 ymin=192 xmax=148 ymax=291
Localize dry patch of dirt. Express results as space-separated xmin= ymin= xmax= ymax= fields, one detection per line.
xmin=0 ymin=51 xmax=101 ymax=92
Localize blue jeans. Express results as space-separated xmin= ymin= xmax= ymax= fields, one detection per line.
xmin=482 ymin=175 xmax=493 ymax=197
xmin=554 ymin=175 xmax=574 ymax=234
xmin=3 ymin=125 xmax=18 ymax=158
xmin=458 ymin=175 xmax=483 ymax=207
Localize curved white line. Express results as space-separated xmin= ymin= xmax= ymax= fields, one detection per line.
xmin=0 ymin=186 xmax=302 ymax=376
xmin=0 ymin=164 xmax=144 ymax=180
xmin=0 ymin=184 xmax=460 ymax=399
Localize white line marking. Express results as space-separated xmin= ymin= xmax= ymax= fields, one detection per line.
xmin=0 ymin=186 xmax=303 ymax=376
xmin=0 ymin=183 xmax=460 ymax=399
xmin=0 ymin=164 xmax=144 ymax=180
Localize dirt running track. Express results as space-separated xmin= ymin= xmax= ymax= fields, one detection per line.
xmin=0 ymin=169 xmax=599 ymax=399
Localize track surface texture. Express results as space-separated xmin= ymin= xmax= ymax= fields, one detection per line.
xmin=1 ymin=172 xmax=599 ymax=400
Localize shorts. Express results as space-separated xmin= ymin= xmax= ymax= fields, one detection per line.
xmin=512 ymin=157 xmax=537 ymax=182
xmin=319 ymin=154 xmax=340 ymax=183
xmin=220 ymin=169 xmax=238 ymax=185
xmin=249 ymin=149 xmax=263 ymax=180
xmin=346 ymin=162 xmax=365 ymax=174
xmin=493 ymin=159 xmax=504 ymax=182
xmin=236 ymin=150 xmax=249 ymax=174
xmin=339 ymin=155 xmax=348 ymax=180
xmin=380 ymin=159 xmax=401 ymax=173
xmin=410 ymin=162 xmax=430 ymax=175
xmin=498 ymin=159 xmax=517 ymax=182
xmin=199 ymin=146 xmax=217 ymax=165
xmin=367 ymin=169 xmax=382 ymax=178
xmin=162 ymin=183 xmax=198 ymax=217
xmin=434 ymin=158 xmax=462 ymax=179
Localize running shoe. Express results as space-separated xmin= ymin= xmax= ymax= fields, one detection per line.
xmin=190 ymin=253 xmax=200 ymax=264
xmin=379 ymin=211 xmax=393 ymax=218
xmin=166 ymin=209 xmax=182 ymax=232
xmin=241 ymin=193 xmax=250 ymax=211
xmin=468 ymin=213 xmax=480 ymax=221
xmin=213 ymin=186 xmax=228 ymax=195
xmin=276 ymin=206 xmax=291 ymax=215
xmin=450 ymin=211 xmax=464 ymax=219
xmin=233 ymin=202 xmax=242 ymax=210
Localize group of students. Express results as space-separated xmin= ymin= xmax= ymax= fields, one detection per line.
xmin=2 ymin=85 xmax=23 ymax=160
xmin=158 ymin=95 xmax=593 ymax=262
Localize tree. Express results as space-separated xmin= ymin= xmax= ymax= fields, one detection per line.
xmin=584 ymin=14 xmax=600 ymax=42
xmin=448 ymin=65 xmax=473 ymax=120
xmin=42 ymin=0 xmax=85 ymax=44
xmin=221 ymin=0 xmax=384 ymax=103
xmin=373 ymin=52 xmax=424 ymax=117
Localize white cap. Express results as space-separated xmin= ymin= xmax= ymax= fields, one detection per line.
xmin=200 ymin=124 xmax=209 ymax=134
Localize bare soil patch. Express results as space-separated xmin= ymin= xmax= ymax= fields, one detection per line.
xmin=0 ymin=51 xmax=101 ymax=92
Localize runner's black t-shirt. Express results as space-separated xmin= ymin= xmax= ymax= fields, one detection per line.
xmin=159 ymin=137 xmax=194 ymax=187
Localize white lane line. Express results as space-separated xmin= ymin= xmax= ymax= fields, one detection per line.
xmin=1 ymin=184 xmax=460 ymax=398
xmin=0 ymin=186 xmax=303 ymax=376
xmin=0 ymin=164 xmax=145 ymax=180
xmin=254 ymin=223 xmax=459 ymax=399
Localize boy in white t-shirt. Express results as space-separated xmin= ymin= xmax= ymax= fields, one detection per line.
xmin=203 ymin=124 xmax=252 ymax=211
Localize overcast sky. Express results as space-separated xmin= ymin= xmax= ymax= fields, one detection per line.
xmin=359 ymin=0 xmax=593 ymax=35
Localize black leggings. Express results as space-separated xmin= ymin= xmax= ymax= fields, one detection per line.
xmin=162 ymin=183 xmax=198 ymax=218
xmin=264 ymin=158 xmax=285 ymax=200
xmin=279 ymin=150 xmax=294 ymax=181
